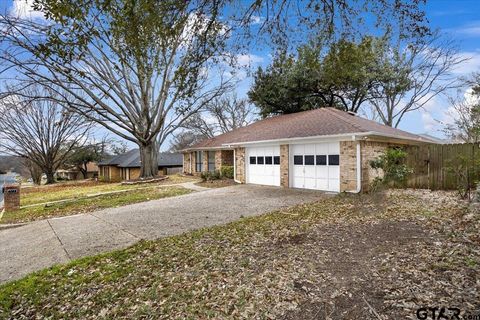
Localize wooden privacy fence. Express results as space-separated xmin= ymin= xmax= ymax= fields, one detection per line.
xmin=404 ymin=143 xmax=480 ymax=190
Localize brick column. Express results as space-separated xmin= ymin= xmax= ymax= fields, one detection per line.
xmin=234 ymin=147 xmax=245 ymax=183
xmin=215 ymin=150 xmax=222 ymax=170
xmin=339 ymin=141 xmax=357 ymax=192
xmin=183 ymin=152 xmax=192 ymax=174
xmin=203 ymin=151 xmax=209 ymax=172
xmin=3 ymin=184 xmax=20 ymax=212
xmin=280 ymin=144 xmax=289 ymax=187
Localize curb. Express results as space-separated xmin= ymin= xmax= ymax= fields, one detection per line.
xmin=0 ymin=220 xmax=27 ymax=231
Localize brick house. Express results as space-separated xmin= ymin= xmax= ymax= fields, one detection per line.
xmin=98 ymin=149 xmax=183 ymax=182
xmin=56 ymin=162 xmax=99 ymax=180
xmin=182 ymin=108 xmax=436 ymax=192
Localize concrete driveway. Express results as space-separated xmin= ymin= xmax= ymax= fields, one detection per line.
xmin=0 ymin=184 xmax=327 ymax=284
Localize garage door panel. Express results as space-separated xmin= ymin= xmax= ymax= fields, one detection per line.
xmin=246 ymin=146 xmax=280 ymax=187
xmin=305 ymin=178 xmax=316 ymax=189
xmin=316 ymin=166 xmax=328 ymax=179
xmin=291 ymin=142 xmax=340 ymax=192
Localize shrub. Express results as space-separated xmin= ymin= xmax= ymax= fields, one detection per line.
xmin=220 ymin=166 xmax=234 ymax=179
xmin=445 ymin=155 xmax=480 ymax=200
xmin=369 ymin=148 xmax=412 ymax=192
xmin=201 ymin=170 xmax=221 ymax=181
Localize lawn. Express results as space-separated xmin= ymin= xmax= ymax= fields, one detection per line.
xmin=19 ymin=174 xmax=198 ymax=206
xmin=0 ymin=189 xmax=478 ymax=319
xmin=1 ymin=186 xmax=191 ymax=224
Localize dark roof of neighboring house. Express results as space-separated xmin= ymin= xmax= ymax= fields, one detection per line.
xmin=99 ymin=149 xmax=183 ymax=168
xmin=186 ymin=108 xmax=435 ymax=150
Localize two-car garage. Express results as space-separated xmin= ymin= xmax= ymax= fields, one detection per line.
xmin=245 ymin=142 xmax=340 ymax=192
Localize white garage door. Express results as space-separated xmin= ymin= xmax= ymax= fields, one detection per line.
xmin=246 ymin=146 xmax=281 ymax=186
xmin=291 ymin=142 xmax=340 ymax=192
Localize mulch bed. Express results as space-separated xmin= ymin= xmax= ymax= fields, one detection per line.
xmin=121 ymin=176 xmax=168 ymax=185
xmin=195 ymin=179 xmax=236 ymax=188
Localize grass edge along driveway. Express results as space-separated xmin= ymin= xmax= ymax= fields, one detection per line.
xmin=1 ymin=186 xmax=192 ymax=224
xmin=0 ymin=189 xmax=478 ymax=319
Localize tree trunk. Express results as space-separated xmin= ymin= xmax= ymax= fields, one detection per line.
xmin=81 ymin=162 xmax=88 ymax=179
xmin=139 ymin=141 xmax=159 ymax=179
xmin=27 ymin=162 xmax=42 ymax=185
xmin=45 ymin=170 xmax=55 ymax=184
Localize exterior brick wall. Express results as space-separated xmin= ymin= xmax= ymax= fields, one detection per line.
xmin=340 ymin=140 xmax=402 ymax=192
xmin=215 ymin=150 xmax=222 ymax=170
xmin=360 ymin=140 xmax=399 ymax=192
xmin=340 ymin=141 xmax=358 ymax=192
xmin=221 ymin=150 xmax=234 ymax=166
xmin=129 ymin=168 xmax=141 ymax=180
xmin=234 ymin=147 xmax=245 ymax=183
xmin=3 ymin=184 xmax=20 ymax=212
xmin=109 ymin=166 xmax=121 ymax=182
xmin=203 ymin=151 xmax=209 ymax=173
xmin=280 ymin=144 xmax=289 ymax=187
xmin=183 ymin=152 xmax=192 ymax=174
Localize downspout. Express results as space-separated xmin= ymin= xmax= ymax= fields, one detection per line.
xmin=233 ymin=148 xmax=241 ymax=184
xmin=355 ymin=141 xmax=362 ymax=193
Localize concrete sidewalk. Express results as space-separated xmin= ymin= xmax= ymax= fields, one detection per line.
xmin=0 ymin=184 xmax=326 ymax=284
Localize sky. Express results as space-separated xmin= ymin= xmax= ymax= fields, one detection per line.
xmin=1 ymin=0 xmax=480 ymax=150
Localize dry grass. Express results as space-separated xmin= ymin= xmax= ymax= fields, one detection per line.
xmin=0 ymin=189 xmax=478 ymax=319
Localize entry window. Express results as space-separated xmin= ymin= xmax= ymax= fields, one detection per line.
xmin=304 ymin=155 xmax=314 ymax=165
xmin=274 ymin=156 xmax=280 ymax=165
xmin=265 ymin=156 xmax=273 ymax=165
xmin=249 ymin=156 xmax=256 ymax=164
xmin=208 ymin=151 xmax=215 ymax=172
xmin=257 ymin=156 xmax=264 ymax=165
xmin=316 ymin=155 xmax=327 ymax=165
xmin=328 ymin=154 xmax=340 ymax=166
xmin=294 ymin=155 xmax=303 ymax=165
xmin=195 ymin=151 xmax=203 ymax=172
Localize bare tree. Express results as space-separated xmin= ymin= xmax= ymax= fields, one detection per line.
xmin=444 ymin=92 xmax=480 ymax=143
xmin=0 ymin=87 xmax=90 ymax=184
xmin=183 ymin=94 xmax=257 ymax=139
xmin=169 ymin=131 xmax=206 ymax=152
xmin=0 ymin=0 xmax=233 ymax=179
xmin=23 ymin=158 xmax=42 ymax=185
xmin=370 ymin=31 xmax=467 ymax=127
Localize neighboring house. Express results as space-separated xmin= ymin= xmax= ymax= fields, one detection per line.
xmin=56 ymin=162 xmax=99 ymax=180
xmin=98 ymin=149 xmax=183 ymax=181
xmin=182 ymin=108 xmax=436 ymax=192
xmin=418 ymin=133 xmax=450 ymax=144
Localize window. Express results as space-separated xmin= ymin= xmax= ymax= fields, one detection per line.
xmin=265 ymin=156 xmax=273 ymax=165
xmin=195 ymin=151 xmax=203 ymax=172
xmin=249 ymin=156 xmax=256 ymax=165
xmin=274 ymin=156 xmax=280 ymax=165
xmin=208 ymin=151 xmax=215 ymax=172
xmin=257 ymin=156 xmax=264 ymax=165
xmin=328 ymin=154 xmax=340 ymax=165
xmin=304 ymin=155 xmax=315 ymax=165
xmin=294 ymin=155 xmax=303 ymax=165
xmin=316 ymin=155 xmax=327 ymax=165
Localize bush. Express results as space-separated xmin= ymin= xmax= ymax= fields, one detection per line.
xmin=220 ymin=166 xmax=234 ymax=179
xmin=201 ymin=170 xmax=221 ymax=181
xmin=445 ymin=155 xmax=480 ymax=200
xmin=369 ymin=148 xmax=412 ymax=192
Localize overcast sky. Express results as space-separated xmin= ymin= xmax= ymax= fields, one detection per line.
xmin=1 ymin=0 xmax=480 ymax=150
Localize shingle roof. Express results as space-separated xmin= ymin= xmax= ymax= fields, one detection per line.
xmin=187 ymin=108 xmax=435 ymax=149
xmin=99 ymin=150 xmax=183 ymax=168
